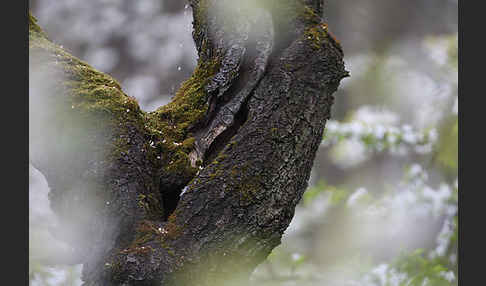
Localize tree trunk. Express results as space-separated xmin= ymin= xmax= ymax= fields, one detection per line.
xmin=29 ymin=1 xmax=347 ymax=285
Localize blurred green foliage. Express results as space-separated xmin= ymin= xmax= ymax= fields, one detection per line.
xmin=29 ymin=1 xmax=458 ymax=285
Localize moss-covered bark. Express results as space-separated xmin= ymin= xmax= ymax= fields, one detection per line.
xmin=29 ymin=0 xmax=347 ymax=284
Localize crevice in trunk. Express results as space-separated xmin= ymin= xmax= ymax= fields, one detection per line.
xmin=203 ymin=94 xmax=250 ymax=164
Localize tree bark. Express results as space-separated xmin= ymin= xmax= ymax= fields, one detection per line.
xmin=29 ymin=1 xmax=347 ymax=285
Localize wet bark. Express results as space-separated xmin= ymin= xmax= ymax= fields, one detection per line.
xmin=29 ymin=1 xmax=347 ymax=285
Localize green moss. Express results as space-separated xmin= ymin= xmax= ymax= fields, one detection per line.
xmin=261 ymin=1 xmax=343 ymax=52
xmin=150 ymin=58 xmax=219 ymax=136
xmin=164 ymin=151 xmax=198 ymax=182
xmin=121 ymin=221 xmax=157 ymax=253
xmin=298 ymin=3 xmax=322 ymax=25
xmin=136 ymin=194 xmax=164 ymax=219
xmin=191 ymin=0 xmax=214 ymax=60
xmin=223 ymin=161 xmax=263 ymax=204
xmin=194 ymin=0 xmax=210 ymax=30
xmin=30 ymin=10 xmax=217 ymax=168
xmin=210 ymin=152 xmax=229 ymax=166
xmin=30 ymin=13 xmax=146 ymax=163
xmin=161 ymin=240 xmax=176 ymax=257
xmin=215 ymin=153 xmax=228 ymax=161
xmin=120 ymin=245 xmax=154 ymax=256
xmin=67 ymin=79 xmax=146 ymax=162
xmin=270 ymin=127 xmax=279 ymax=138
xmin=31 ymin=9 xmax=221 ymax=178
xmin=209 ymin=168 xmax=224 ymax=179
xmin=29 ymin=12 xmax=48 ymax=40
xmin=303 ymin=24 xmax=330 ymax=50
xmin=235 ymin=176 xmax=262 ymax=205
xmin=182 ymin=137 xmax=196 ymax=151
xmin=141 ymin=57 xmax=220 ymax=176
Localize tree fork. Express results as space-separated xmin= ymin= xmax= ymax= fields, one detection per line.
xmin=29 ymin=0 xmax=347 ymax=285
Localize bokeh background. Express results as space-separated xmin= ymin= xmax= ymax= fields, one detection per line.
xmin=29 ymin=0 xmax=458 ymax=285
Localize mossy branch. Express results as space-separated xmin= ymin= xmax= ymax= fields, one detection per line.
xmin=29 ymin=0 xmax=347 ymax=284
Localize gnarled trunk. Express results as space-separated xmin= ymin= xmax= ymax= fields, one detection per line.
xmin=29 ymin=1 xmax=347 ymax=285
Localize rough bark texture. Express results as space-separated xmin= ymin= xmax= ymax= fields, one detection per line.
xmin=29 ymin=1 xmax=347 ymax=285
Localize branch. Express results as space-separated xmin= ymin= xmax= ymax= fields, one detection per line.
xmin=29 ymin=0 xmax=347 ymax=284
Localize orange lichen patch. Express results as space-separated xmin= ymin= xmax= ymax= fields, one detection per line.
xmin=121 ymin=221 xmax=156 ymax=254
xmin=164 ymin=212 xmax=183 ymax=240
xmin=321 ymin=23 xmax=342 ymax=47
xmin=136 ymin=220 xmax=161 ymax=235
xmin=304 ymin=23 xmax=343 ymax=52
